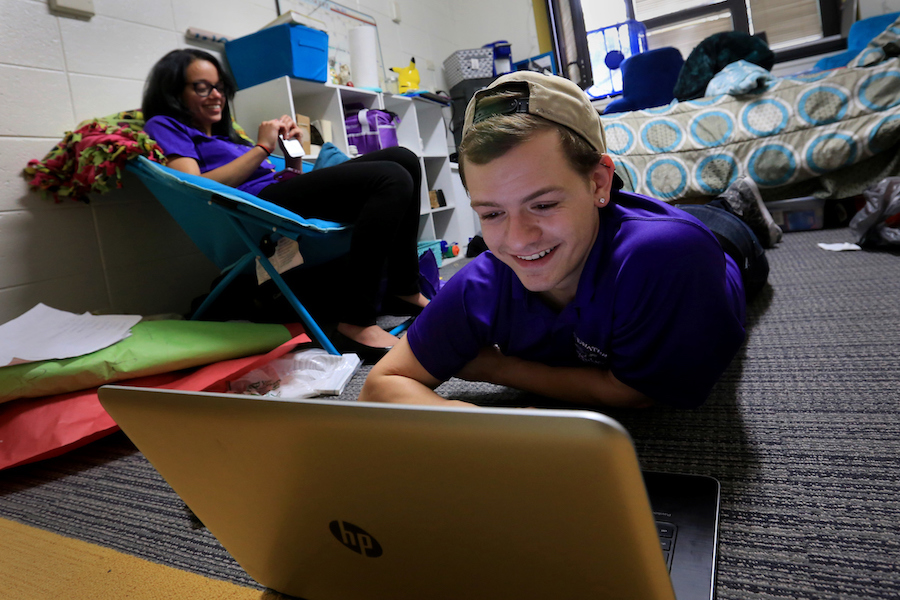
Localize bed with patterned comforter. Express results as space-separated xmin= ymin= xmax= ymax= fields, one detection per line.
xmin=603 ymin=56 xmax=900 ymax=203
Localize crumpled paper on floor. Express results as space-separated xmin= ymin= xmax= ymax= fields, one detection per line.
xmin=817 ymin=242 xmax=862 ymax=251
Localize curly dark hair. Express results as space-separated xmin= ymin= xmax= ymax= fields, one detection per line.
xmin=142 ymin=49 xmax=248 ymax=145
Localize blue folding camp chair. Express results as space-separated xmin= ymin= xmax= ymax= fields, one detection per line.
xmin=126 ymin=155 xmax=352 ymax=355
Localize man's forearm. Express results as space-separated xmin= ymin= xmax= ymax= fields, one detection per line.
xmin=512 ymin=362 xmax=653 ymax=408
xmin=359 ymin=371 xmax=469 ymax=406
xmin=460 ymin=348 xmax=653 ymax=409
xmin=359 ymin=339 xmax=474 ymax=407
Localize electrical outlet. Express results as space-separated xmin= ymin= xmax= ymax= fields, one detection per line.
xmin=49 ymin=0 xmax=94 ymax=18
xmin=425 ymin=59 xmax=435 ymax=70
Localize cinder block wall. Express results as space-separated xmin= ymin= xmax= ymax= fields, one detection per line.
xmin=0 ymin=0 xmax=537 ymax=323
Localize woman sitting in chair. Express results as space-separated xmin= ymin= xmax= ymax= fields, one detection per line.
xmin=142 ymin=49 xmax=428 ymax=360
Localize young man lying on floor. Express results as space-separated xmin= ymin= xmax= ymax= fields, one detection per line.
xmin=360 ymin=72 xmax=769 ymax=409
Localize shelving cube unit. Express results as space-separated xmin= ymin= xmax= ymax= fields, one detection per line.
xmin=232 ymin=77 xmax=476 ymax=261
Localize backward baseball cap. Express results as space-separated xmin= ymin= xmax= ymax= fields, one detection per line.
xmin=462 ymin=71 xmax=608 ymax=154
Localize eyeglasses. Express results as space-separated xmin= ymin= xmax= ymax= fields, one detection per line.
xmin=188 ymin=80 xmax=227 ymax=98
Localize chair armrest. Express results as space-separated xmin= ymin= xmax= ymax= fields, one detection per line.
xmin=126 ymin=156 xmax=346 ymax=233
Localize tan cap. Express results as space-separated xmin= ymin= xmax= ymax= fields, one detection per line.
xmin=462 ymin=71 xmax=607 ymax=154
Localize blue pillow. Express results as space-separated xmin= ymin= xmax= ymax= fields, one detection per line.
xmin=312 ymin=142 xmax=351 ymax=171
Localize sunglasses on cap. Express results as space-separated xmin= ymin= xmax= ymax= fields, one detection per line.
xmin=471 ymin=82 xmax=532 ymax=125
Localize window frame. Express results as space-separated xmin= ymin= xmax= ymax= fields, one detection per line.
xmin=640 ymin=0 xmax=749 ymax=35
xmin=545 ymin=0 xmax=845 ymax=92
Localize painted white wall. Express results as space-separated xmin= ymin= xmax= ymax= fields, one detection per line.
xmin=859 ymin=0 xmax=900 ymax=19
xmin=360 ymin=0 xmax=541 ymax=92
xmin=0 ymin=0 xmax=537 ymax=323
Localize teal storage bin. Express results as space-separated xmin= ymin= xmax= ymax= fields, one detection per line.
xmin=225 ymin=24 xmax=328 ymax=90
xmin=417 ymin=239 xmax=442 ymax=267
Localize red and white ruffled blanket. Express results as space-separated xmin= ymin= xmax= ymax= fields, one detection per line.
xmin=22 ymin=109 xmax=166 ymax=203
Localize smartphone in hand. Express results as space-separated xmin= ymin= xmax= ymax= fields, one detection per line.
xmin=278 ymin=135 xmax=305 ymax=159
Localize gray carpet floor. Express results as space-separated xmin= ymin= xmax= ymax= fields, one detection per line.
xmin=1 ymin=227 xmax=899 ymax=599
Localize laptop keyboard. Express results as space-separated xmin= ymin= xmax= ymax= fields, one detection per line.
xmin=656 ymin=521 xmax=677 ymax=571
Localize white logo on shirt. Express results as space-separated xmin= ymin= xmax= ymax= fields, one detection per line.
xmin=574 ymin=335 xmax=608 ymax=367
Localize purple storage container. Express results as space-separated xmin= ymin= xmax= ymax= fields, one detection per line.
xmin=345 ymin=109 xmax=400 ymax=154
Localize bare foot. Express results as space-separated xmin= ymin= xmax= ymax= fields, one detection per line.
xmin=337 ymin=323 xmax=399 ymax=348
xmin=396 ymin=292 xmax=430 ymax=309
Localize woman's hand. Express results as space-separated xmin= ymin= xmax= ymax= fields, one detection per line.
xmin=258 ymin=115 xmax=302 ymax=145
xmin=256 ymin=118 xmax=286 ymax=154
xmin=169 ymin=115 xmax=304 ymax=188
xmin=260 ymin=115 xmax=305 ymax=169
xmin=278 ymin=114 xmax=303 ymax=142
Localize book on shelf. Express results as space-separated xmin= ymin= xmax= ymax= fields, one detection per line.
xmin=261 ymin=10 xmax=326 ymax=33
xmin=429 ymin=189 xmax=446 ymax=209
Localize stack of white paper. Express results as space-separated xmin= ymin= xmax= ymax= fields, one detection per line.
xmin=0 ymin=304 xmax=142 ymax=367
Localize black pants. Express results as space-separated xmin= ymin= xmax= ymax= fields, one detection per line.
xmin=258 ymin=146 xmax=422 ymax=326
xmin=678 ymin=199 xmax=769 ymax=298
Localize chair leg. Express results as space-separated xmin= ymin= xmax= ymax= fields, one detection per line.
xmin=225 ymin=214 xmax=340 ymax=355
xmin=190 ymin=253 xmax=257 ymax=320
xmin=256 ymin=254 xmax=340 ymax=355
xmin=389 ymin=317 xmax=415 ymax=336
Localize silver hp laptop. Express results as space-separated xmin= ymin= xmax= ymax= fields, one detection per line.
xmin=98 ymin=385 xmax=719 ymax=600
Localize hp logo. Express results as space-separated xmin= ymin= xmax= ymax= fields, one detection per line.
xmin=329 ymin=520 xmax=383 ymax=558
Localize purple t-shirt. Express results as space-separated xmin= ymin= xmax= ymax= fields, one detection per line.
xmin=143 ymin=115 xmax=278 ymax=196
xmin=407 ymin=190 xmax=746 ymax=408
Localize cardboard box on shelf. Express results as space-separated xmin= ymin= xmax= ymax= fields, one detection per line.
xmin=311 ymin=119 xmax=333 ymax=145
xmin=429 ymin=189 xmax=446 ymax=209
xmin=295 ymin=114 xmax=311 ymax=155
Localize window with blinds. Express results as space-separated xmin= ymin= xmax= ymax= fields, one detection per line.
xmin=549 ymin=0 xmax=830 ymax=97
xmin=634 ymin=0 xmax=711 ymax=21
xmin=646 ymin=11 xmax=733 ymax=59
xmin=579 ymin=0 xmax=823 ymax=51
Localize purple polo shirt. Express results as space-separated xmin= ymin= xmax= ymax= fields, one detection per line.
xmin=143 ymin=115 xmax=277 ymax=196
xmin=407 ymin=190 xmax=746 ymax=408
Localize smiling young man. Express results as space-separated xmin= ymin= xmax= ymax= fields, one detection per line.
xmin=359 ymin=72 xmax=758 ymax=409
